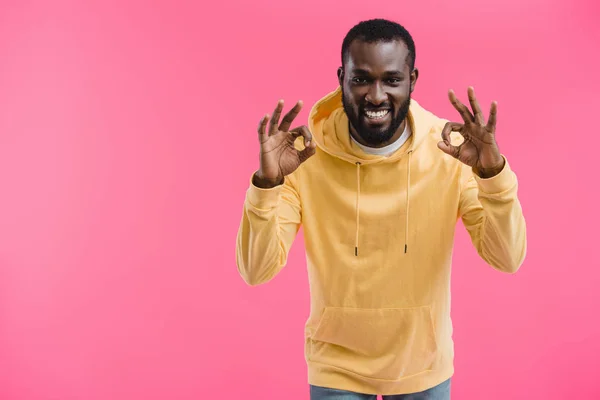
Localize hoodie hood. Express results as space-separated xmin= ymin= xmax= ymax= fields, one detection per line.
xmin=308 ymin=86 xmax=434 ymax=165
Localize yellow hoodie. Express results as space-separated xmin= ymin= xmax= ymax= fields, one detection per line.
xmin=236 ymin=87 xmax=527 ymax=395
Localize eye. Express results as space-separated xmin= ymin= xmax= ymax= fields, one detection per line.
xmin=351 ymin=77 xmax=368 ymax=84
xmin=387 ymin=78 xmax=401 ymax=85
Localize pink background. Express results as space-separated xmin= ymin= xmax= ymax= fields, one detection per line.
xmin=0 ymin=0 xmax=598 ymax=399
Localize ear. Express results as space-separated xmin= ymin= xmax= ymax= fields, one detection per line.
xmin=410 ymin=68 xmax=419 ymax=93
xmin=337 ymin=67 xmax=344 ymax=86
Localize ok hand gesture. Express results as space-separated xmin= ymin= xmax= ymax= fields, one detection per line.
xmin=253 ymin=100 xmax=317 ymax=188
xmin=437 ymin=87 xmax=505 ymax=178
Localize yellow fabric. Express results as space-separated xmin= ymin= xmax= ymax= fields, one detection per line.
xmin=236 ymin=86 xmax=527 ymax=395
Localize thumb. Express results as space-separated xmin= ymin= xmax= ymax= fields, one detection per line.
xmin=437 ymin=141 xmax=459 ymax=158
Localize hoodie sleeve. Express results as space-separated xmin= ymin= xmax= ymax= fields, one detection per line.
xmin=458 ymin=156 xmax=527 ymax=273
xmin=235 ymin=173 xmax=302 ymax=286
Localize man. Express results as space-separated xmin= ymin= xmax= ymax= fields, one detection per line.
xmin=236 ymin=18 xmax=527 ymax=399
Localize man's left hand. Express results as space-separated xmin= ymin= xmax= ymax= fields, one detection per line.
xmin=437 ymin=87 xmax=505 ymax=178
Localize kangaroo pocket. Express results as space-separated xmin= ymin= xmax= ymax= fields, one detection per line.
xmin=309 ymin=306 xmax=438 ymax=381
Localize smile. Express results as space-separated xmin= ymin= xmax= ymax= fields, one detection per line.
xmin=364 ymin=110 xmax=390 ymax=120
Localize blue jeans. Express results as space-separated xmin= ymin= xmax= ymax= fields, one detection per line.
xmin=310 ymin=378 xmax=451 ymax=400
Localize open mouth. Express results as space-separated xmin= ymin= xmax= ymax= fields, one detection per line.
xmin=364 ymin=109 xmax=390 ymax=121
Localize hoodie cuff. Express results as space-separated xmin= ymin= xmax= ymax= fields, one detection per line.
xmin=473 ymin=156 xmax=517 ymax=194
xmin=246 ymin=174 xmax=283 ymax=210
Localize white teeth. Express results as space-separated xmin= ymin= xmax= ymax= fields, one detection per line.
xmin=365 ymin=110 xmax=389 ymax=119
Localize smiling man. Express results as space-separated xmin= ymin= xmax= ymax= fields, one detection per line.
xmin=236 ymin=18 xmax=527 ymax=399
xmin=340 ymin=34 xmax=414 ymax=151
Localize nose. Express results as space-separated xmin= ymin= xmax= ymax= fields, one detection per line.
xmin=365 ymin=82 xmax=387 ymax=106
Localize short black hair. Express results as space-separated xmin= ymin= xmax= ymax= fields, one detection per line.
xmin=341 ymin=19 xmax=416 ymax=71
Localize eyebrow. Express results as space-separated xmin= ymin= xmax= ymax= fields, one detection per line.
xmin=351 ymin=68 xmax=404 ymax=76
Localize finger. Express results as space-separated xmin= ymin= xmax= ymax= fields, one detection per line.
xmin=437 ymin=140 xmax=460 ymax=159
xmin=298 ymin=140 xmax=317 ymax=163
xmin=279 ymin=100 xmax=303 ymax=132
xmin=290 ymin=125 xmax=313 ymax=147
xmin=467 ymin=87 xmax=485 ymax=125
xmin=441 ymin=122 xmax=463 ymax=145
xmin=291 ymin=125 xmax=316 ymax=163
xmin=448 ymin=90 xmax=474 ymax=124
xmin=258 ymin=114 xmax=269 ymax=142
xmin=268 ymin=100 xmax=284 ymax=135
xmin=486 ymin=101 xmax=498 ymax=132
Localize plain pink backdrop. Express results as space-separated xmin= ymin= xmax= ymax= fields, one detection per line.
xmin=0 ymin=0 xmax=598 ymax=399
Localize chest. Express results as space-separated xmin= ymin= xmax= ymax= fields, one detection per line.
xmin=299 ymin=150 xmax=462 ymax=252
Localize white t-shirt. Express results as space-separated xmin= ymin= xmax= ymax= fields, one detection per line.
xmin=351 ymin=121 xmax=412 ymax=157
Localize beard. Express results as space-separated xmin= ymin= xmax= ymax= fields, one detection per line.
xmin=342 ymin=89 xmax=411 ymax=147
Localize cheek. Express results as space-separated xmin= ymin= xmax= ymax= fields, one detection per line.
xmin=345 ymin=94 xmax=362 ymax=111
xmin=344 ymin=86 xmax=366 ymax=105
xmin=392 ymin=98 xmax=405 ymax=109
xmin=392 ymin=89 xmax=410 ymax=108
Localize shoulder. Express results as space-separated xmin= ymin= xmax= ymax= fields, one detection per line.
xmin=411 ymin=101 xmax=464 ymax=151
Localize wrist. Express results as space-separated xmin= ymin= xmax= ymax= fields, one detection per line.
xmin=252 ymin=171 xmax=284 ymax=189
xmin=473 ymin=158 xmax=505 ymax=179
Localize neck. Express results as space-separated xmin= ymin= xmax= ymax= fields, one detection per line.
xmin=349 ymin=119 xmax=407 ymax=148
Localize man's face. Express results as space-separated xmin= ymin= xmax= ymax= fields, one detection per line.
xmin=339 ymin=39 xmax=418 ymax=147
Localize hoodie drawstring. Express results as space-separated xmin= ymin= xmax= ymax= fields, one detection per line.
xmin=405 ymin=150 xmax=412 ymax=254
xmin=354 ymin=151 xmax=412 ymax=257
xmin=355 ymin=162 xmax=361 ymax=257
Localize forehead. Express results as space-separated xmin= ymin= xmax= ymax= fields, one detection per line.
xmin=346 ymin=39 xmax=410 ymax=72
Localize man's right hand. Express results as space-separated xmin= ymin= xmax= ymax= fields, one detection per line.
xmin=253 ymin=99 xmax=317 ymax=189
